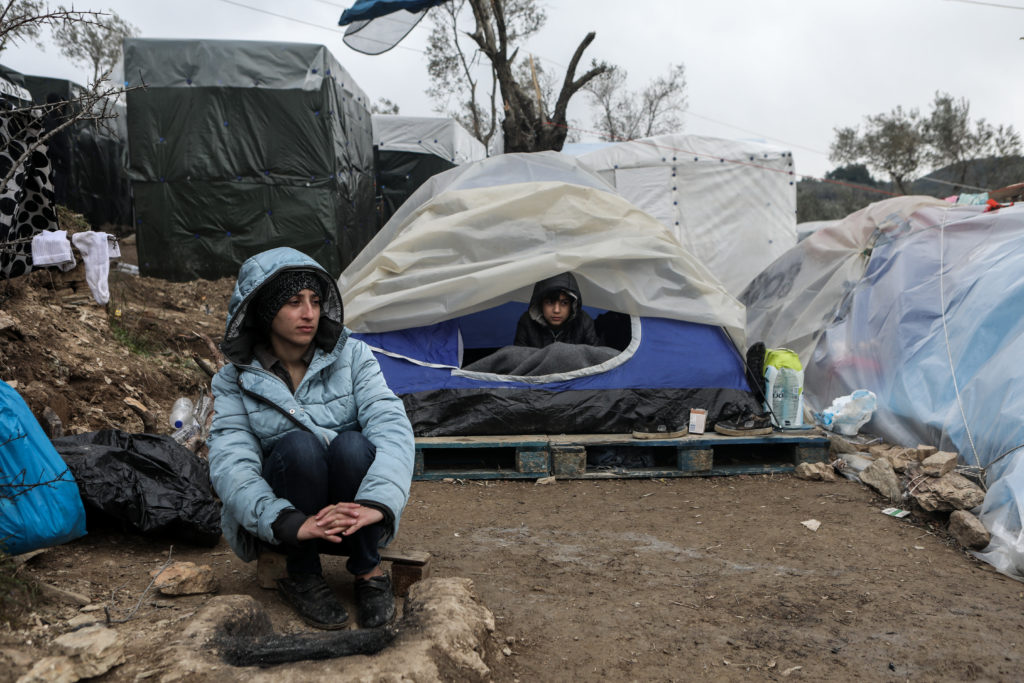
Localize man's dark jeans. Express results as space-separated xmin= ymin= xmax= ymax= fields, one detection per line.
xmin=263 ymin=430 xmax=382 ymax=576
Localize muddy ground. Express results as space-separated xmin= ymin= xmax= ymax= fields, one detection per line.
xmin=2 ymin=245 xmax=1024 ymax=681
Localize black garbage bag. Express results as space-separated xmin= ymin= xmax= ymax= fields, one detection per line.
xmin=52 ymin=429 xmax=221 ymax=546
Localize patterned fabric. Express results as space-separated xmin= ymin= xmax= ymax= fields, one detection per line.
xmin=0 ymin=105 xmax=59 ymax=279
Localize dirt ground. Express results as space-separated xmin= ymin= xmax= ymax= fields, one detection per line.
xmin=2 ymin=245 xmax=1024 ymax=681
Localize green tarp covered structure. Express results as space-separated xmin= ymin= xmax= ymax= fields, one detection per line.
xmin=123 ymin=38 xmax=375 ymax=281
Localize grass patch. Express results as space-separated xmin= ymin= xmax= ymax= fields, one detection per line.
xmin=109 ymin=316 xmax=158 ymax=356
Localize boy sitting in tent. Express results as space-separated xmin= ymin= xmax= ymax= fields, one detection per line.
xmin=514 ymin=273 xmax=599 ymax=348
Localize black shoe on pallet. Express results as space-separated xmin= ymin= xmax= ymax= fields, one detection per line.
xmin=355 ymin=572 xmax=396 ymax=628
xmin=631 ymin=419 xmax=688 ymax=440
xmin=276 ymin=573 xmax=349 ymax=630
xmin=714 ymin=412 xmax=773 ymax=437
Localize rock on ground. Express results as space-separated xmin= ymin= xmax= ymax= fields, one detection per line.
xmin=150 ymin=561 xmax=219 ymax=596
xmin=910 ymin=473 xmax=986 ymax=512
xmin=793 ymin=461 xmax=838 ymax=482
xmin=921 ymin=451 xmax=959 ymax=477
xmin=859 ymin=458 xmax=902 ymax=502
xmin=18 ymin=626 xmax=125 ymax=683
xmin=948 ymin=510 xmax=992 ymax=550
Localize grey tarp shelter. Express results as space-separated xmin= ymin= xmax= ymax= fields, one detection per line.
xmin=123 ymin=38 xmax=375 ymax=281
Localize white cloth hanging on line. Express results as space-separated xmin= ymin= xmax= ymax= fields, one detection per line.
xmin=30 ymin=230 xmax=77 ymax=272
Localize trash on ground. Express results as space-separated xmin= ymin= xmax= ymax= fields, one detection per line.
xmin=801 ymin=519 xmax=821 ymax=531
xmin=817 ymin=389 xmax=877 ymax=435
xmin=881 ymin=507 xmax=911 ymax=518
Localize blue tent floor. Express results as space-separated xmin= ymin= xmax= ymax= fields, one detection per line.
xmin=413 ymin=430 xmax=829 ymax=480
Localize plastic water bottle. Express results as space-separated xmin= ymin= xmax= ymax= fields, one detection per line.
xmin=169 ymin=397 xmax=196 ymax=430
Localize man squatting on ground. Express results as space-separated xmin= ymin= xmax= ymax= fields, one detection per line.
xmin=208 ymin=247 xmax=415 ymax=630
xmin=514 ymin=272 xmax=599 ymax=348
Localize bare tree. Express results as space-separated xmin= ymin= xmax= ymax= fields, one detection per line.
xmin=586 ymin=63 xmax=687 ymax=142
xmin=52 ymin=6 xmax=139 ymax=85
xmin=425 ymin=0 xmax=608 ymax=152
xmin=370 ymin=97 xmax=400 ymax=115
xmin=0 ymin=0 xmax=45 ymax=53
xmin=0 ymin=4 xmax=142 ymax=248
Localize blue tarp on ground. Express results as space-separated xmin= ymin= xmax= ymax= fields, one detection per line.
xmin=0 ymin=382 xmax=86 ymax=555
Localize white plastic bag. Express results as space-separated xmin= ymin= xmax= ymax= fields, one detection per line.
xmin=818 ymin=389 xmax=877 ymax=436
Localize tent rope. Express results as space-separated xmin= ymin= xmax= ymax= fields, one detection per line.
xmin=938 ymin=207 xmax=984 ymax=478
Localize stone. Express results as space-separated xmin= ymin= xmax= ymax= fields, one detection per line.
xmin=868 ymin=444 xmax=894 ymax=459
xmin=535 ymin=476 xmax=556 ymax=485
xmin=922 ymin=451 xmax=958 ymax=477
xmin=910 ymin=473 xmax=986 ymax=512
xmin=793 ymin=461 xmax=838 ymax=482
xmin=150 ymin=561 xmax=219 ymax=596
xmin=879 ymin=448 xmax=917 ymax=473
xmin=948 ymin=510 xmax=991 ymax=550
xmin=40 ymin=406 xmax=64 ymax=439
xmin=51 ymin=625 xmax=125 ymax=679
xmin=0 ymin=310 xmax=23 ymax=340
xmin=16 ymin=655 xmax=77 ymax=683
xmin=915 ymin=444 xmax=939 ymax=461
xmin=859 ymin=458 xmax=902 ymax=502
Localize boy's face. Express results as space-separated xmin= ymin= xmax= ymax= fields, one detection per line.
xmin=542 ymin=292 xmax=573 ymax=328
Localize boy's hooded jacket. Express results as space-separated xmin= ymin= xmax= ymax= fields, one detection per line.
xmin=514 ymin=272 xmax=599 ymax=348
xmin=209 ymin=247 xmax=414 ymax=562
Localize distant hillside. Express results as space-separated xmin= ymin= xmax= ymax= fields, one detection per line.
xmin=797 ymin=156 xmax=1024 ymax=223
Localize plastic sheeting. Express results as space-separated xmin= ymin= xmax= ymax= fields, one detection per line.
xmin=340 ymin=152 xmax=746 ymax=345
xmin=742 ymin=196 xmax=1024 ymax=579
xmin=23 ymin=75 xmax=131 ymax=228
xmin=576 ymin=134 xmax=798 ymax=295
xmin=0 ymin=382 xmax=86 ymax=555
xmin=123 ymin=39 xmax=375 ymax=281
xmin=53 ymin=430 xmax=222 ymax=546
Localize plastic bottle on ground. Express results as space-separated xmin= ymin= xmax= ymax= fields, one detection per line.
xmin=169 ymin=397 xmax=196 ymax=430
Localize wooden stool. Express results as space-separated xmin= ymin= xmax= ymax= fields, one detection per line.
xmin=257 ymin=549 xmax=431 ymax=597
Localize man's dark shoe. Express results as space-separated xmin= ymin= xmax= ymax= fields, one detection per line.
xmin=714 ymin=411 xmax=773 ymax=437
xmin=355 ymin=573 xmax=396 ymax=628
xmin=276 ymin=573 xmax=349 ymax=630
xmin=631 ymin=419 xmax=687 ymax=440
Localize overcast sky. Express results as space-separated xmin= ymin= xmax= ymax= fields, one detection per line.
xmin=3 ymin=0 xmax=1021 ymax=181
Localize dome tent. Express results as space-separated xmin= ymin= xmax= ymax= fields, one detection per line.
xmin=339 ymin=152 xmax=760 ymax=436
xmin=576 ymin=134 xmax=798 ymax=296
xmin=742 ymin=196 xmax=1024 ymax=579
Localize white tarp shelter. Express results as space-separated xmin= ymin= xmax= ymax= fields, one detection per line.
xmin=576 ymin=134 xmax=798 ymax=295
xmin=371 ymin=115 xmax=488 ymax=165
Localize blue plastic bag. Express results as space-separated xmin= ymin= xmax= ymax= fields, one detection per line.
xmin=0 ymin=382 xmax=86 ymax=554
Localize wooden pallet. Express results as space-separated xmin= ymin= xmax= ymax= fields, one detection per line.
xmin=413 ymin=430 xmax=829 ymax=480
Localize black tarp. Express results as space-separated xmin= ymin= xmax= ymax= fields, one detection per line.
xmin=22 ymin=75 xmax=132 ymax=229
xmin=123 ymin=38 xmax=375 ymax=281
xmin=375 ymin=149 xmax=454 ymax=228
xmin=53 ymin=429 xmax=221 ymax=546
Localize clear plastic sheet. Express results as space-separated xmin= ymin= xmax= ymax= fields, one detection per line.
xmin=743 ymin=197 xmax=1024 ymax=578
